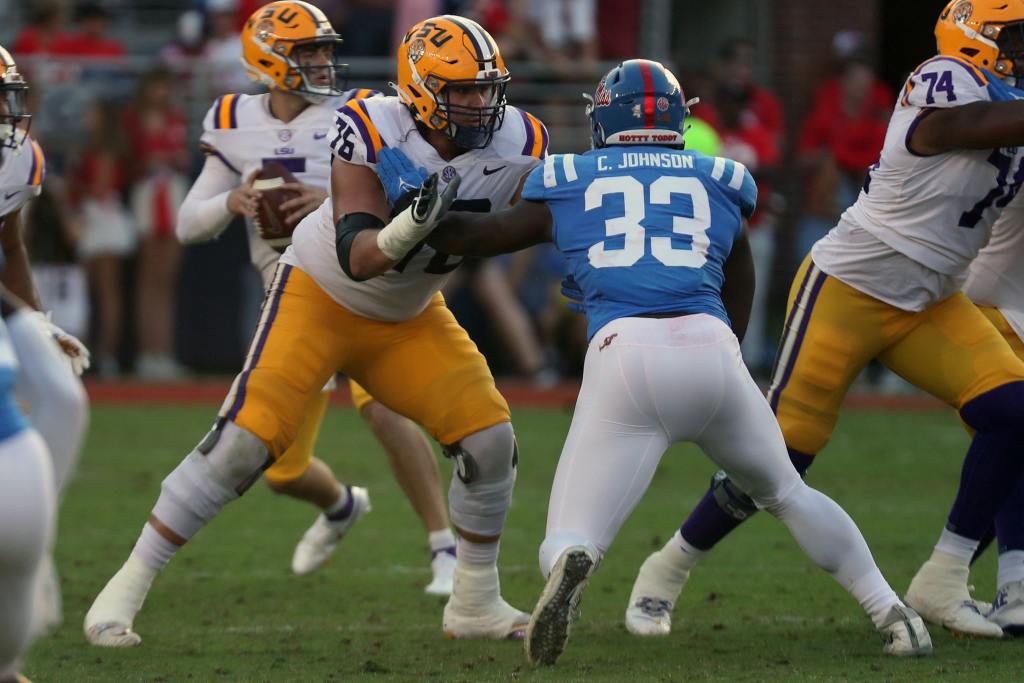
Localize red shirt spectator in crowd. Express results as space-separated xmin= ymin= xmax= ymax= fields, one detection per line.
xmin=53 ymin=3 xmax=125 ymax=58
xmin=700 ymin=39 xmax=784 ymax=149
xmin=714 ymin=82 xmax=780 ymax=228
xmin=799 ymin=60 xmax=894 ymax=175
xmin=12 ymin=4 xmax=70 ymax=56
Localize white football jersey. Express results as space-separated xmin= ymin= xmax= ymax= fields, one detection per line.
xmin=964 ymin=191 xmax=1024 ymax=341
xmin=283 ymin=95 xmax=548 ymax=321
xmin=0 ymin=135 xmax=43 ymax=219
xmin=199 ymin=89 xmax=378 ymax=283
xmin=821 ymin=56 xmax=1024 ymax=283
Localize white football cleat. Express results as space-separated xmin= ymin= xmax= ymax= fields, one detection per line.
xmin=905 ymin=557 xmax=1004 ymax=638
xmin=291 ymin=486 xmax=370 ymax=576
xmin=988 ymin=580 xmax=1024 ymax=636
xmin=525 ymin=546 xmax=597 ymax=666
xmin=442 ymin=563 xmax=529 ymax=639
xmin=84 ymin=555 xmax=155 ymax=647
xmin=624 ymin=549 xmax=690 ymax=636
xmin=879 ymin=604 xmax=933 ymax=656
xmin=424 ymin=549 xmax=456 ymax=596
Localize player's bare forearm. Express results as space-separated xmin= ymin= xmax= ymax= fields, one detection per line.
xmin=347 ymin=229 xmax=398 ymax=280
xmin=0 ymin=211 xmax=40 ymax=308
xmin=722 ymin=226 xmax=754 ymax=343
xmin=429 ymin=199 xmax=553 ymax=257
xmin=912 ymin=100 xmax=1024 ymax=154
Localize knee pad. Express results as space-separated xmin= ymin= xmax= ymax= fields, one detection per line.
xmin=539 ymin=531 xmax=601 ymax=579
xmin=154 ymin=421 xmax=271 ymax=537
xmin=445 ymin=422 xmax=517 ymax=537
xmin=710 ymin=470 xmax=759 ymax=521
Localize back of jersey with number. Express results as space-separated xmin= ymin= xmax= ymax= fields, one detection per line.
xmin=284 ymin=95 xmax=547 ymax=321
xmin=521 ymin=147 xmax=756 ymax=340
xmin=846 ymin=56 xmax=1024 ymax=276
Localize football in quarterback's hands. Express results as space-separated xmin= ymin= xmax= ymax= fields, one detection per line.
xmin=252 ymin=161 xmax=301 ymax=253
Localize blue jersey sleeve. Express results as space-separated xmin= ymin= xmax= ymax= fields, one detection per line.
xmin=737 ymin=166 xmax=758 ymax=220
xmin=520 ymin=162 xmax=549 ymax=203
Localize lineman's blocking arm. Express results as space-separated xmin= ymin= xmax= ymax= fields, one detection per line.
xmin=333 ymin=159 xmax=461 ymax=280
xmin=721 ymin=222 xmax=754 ymax=343
xmin=911 ymin=100 xmax=1024 ymax=154
xmin=427 ymin=198 xmax=553 ymax=257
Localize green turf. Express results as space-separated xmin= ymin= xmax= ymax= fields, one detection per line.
xmin=24 ymin=404 xmax=1018 ymax=682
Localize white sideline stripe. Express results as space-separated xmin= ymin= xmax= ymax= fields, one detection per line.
xmin=562 ymin=154 xmax=577 ymax=182
xmin=728 ymin=160 xmax=746 ymax=190
xmin=543 ymin=154 xmax=557 ymax=188
xmin=710 ymin=156 xmax=726 ymax=180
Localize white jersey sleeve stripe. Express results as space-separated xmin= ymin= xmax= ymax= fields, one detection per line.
xmin=562 ymin=154 xmax=577 ymax=182
xmin=711 ymin=156 xmax=726 ymax=181
xmin=728 ymin=161 xmax=747 ymax=190
xmin=543 ymin=154 xmax=557 ymax=188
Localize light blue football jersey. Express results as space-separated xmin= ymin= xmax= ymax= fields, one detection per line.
xmin=0 ymin=318 xmax=28 ymax=442
xmin=521 ymin=146 xmax=757 ymax=340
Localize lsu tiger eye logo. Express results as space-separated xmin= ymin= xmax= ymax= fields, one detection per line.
xmin=409 ymin=38 xmax=426 ymax=64
xmin=953 ymin=1 xmax=973 ymax=23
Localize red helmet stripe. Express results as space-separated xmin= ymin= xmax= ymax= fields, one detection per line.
xmin=638 ymin=60 xmax=655 ymax=128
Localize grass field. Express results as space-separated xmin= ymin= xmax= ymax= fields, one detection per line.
xmin=23 ymin=403 xmax=1019 ymax=682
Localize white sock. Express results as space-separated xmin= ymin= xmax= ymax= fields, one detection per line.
xmin=998 ymin=550 xmax=1024 ymax=588
xmin=429 ymin=528 xmax=456 ymax=553
xmin=849 ymin=570 xmax=902 ymax=629
xmin=934 ymin=528 xmax=978 ymax=565
xmin=132 ymin=523 xmax=180 ymax=571
xmin=662 ymin=529 xmax=705 ymax=572
xmin=457 ymin=537 xmax=499 ymax=566
xmin=88 ymin=554 xmax=157 ymax=627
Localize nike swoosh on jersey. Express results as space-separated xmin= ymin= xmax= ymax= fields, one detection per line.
xmin=482 ymin=166 xmax=506 ymax=176
xmin=3 ymin=192 xmax=18 ymax=201
xmin=314 ymin=132 xmax=328 ymax=140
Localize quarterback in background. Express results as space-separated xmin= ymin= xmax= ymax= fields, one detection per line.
xmin=625 ymin=0 xmax=1024 ymax=641
xmin=420 ymin=59 xmax=931 ymax=664
xmin=169 ymin=0 xmax=455 ymax=592
xmin=83 ymin=13 xmax=547 ymax=644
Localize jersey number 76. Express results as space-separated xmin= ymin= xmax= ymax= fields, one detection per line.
xmin=586 ymin=176 xmax=711 ymax=269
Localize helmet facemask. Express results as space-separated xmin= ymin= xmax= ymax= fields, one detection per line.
xmin=0 ymin=69 xmax=29 ymax=152
xmin=995 ymin=20 xmax=1024 ymax=81
xmin=281 ymin=36 xmax=348 ymax=104
xmin=427 ymin=75 xmax=509 ymax=149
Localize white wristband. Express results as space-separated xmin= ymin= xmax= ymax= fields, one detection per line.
xmin=376 ymin=205 xmax=435 ymax=261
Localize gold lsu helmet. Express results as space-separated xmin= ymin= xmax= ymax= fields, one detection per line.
xmin=0 ymin=44 xmax=29 ymax=151
xmin=241 ymin=1 xmax=346 ymax=103
xmin=936 ymin=0 xmax=1024 ymax=79
xmin=396 ymin=15 xmax=510 ymax=149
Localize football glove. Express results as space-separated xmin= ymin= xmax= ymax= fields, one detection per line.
xmin=376 ymin=172 xmax=461 ymax=260
xmin=30 ymin=310 xmax=91 ymax=376
xmin=375 ymin=147 xmax=429 ymax=208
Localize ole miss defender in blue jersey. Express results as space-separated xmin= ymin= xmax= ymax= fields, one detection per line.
xmin=391 ymin=59 xmax=933 ymax=665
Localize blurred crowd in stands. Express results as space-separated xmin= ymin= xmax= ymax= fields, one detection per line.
xmin=7 ymin=0 xmax=896 ymax=387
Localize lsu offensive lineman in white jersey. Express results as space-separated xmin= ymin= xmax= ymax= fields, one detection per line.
xmin=625 ymin=2 xmax=1024 ymax=641
xmin=83 ymin=2 xmax=453 ymax=650
xmin=84 ymin=11 xmax=544 ymax=646
xmin=283 ymin=94 xmax=546 ymax=319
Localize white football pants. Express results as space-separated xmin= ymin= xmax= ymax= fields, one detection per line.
xmin=0 ymin=429 xmax=56 ymax=680
xmin=540 ymin=314 xmax=884 ymax=591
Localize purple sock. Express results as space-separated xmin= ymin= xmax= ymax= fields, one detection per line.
xmin=681 ymin=449 xmax=816 ymax=551
xmin=948 ymin=382 xmax=1024 ymax=540
xmin=325 ymin=485 xmax=354 ymax=521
